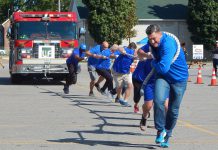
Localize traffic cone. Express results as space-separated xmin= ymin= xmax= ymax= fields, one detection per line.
xmin=209 ymin=68 xmax=217 ymax=86
xmin=130 ymin=60 xmax=138 ymax=73
xmin=196 ymin=67 xmax=203 ymax=84
xmin=130 ymin=64 xmax=136 ymax=73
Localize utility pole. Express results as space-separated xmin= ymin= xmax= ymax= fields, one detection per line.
xmin=58 ymin=0 xmax=61 ymax=12
xmin=8 ymin=9 xmax=10 ymax=18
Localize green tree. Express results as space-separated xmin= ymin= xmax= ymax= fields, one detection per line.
xmin=0 ymin=0 xmax=12 ymax=23
xmin=125 ymin=4 xmax=137 ymax=43
xmin=187 ymin=0 xmax=218 ymax=50
xmin=82 ymin=0 xmax=137 ymax=44
xmin=23 ymin=0 xmax=71 ymax=12
xmin=0 ymin=0 xmax=36 ymax=23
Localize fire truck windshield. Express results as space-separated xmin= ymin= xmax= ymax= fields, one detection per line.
xmin=16 ymin=22 xmax=76 ymax=40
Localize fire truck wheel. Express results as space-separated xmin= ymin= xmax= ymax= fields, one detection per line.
xmin=11 ymin=74 xmax=22 ymax=84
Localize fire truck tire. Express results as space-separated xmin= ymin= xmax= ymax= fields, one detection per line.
xmin=11 ymin=74 xmax=22 ymax=84
xmin=53 ymin=76 xmax=66 ymax=81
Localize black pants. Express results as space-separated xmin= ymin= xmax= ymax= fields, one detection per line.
xmin=132 ymin=78 xmax=142 ymax=104
xmin=213 ymin=59 xmax=218 ymax=74
xmin=66 ymin=63 xmax=77 ymax=86
xmin=96 ymin=68 xmax=114 ymax=92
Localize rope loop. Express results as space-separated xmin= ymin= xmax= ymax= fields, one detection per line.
xmin=140 ymin=32 xmax=181 ymax=96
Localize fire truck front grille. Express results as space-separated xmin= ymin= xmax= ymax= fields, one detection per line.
xmin=32 ymin=43 xmax=61 ymax=58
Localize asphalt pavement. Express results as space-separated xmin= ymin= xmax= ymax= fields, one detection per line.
xmin=0 ymin=58 xmax=218 ymax=150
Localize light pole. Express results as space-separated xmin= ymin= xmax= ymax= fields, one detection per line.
xmin=58 ymin=0 xmax=61 ymax=12
xmin=8 ymin=9 xmax=10 ymax=18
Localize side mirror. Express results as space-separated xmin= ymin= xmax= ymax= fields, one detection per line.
xmin=7 ymin=27 xmax=11 ymax=39
xmin=79 ymin=27 xmax=86 ymax=36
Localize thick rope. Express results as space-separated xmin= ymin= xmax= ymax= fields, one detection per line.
xmin=140 ymin=32 xmax=181 ymax=95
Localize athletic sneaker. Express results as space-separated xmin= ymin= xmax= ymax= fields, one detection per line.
xmin=108 ymin=90 xmax=116 ymax=99
xmin=89 ymin=91 xmax=94 ymax=97
xmin=114 ymin=96 xmax=119 ymax=103
xmin=134 ymin=105 xmax=140 ymax=113
xmin=100 ymin=89 xmax=107 ymax=96
xmin=110 ymin=88 xmax=117 ymax=95
xmin=118 ymin=99 xmax=131 ymax=107
xmin=155 ymin=129 xmax=166 ymax=144
xmin=63 ymin=85 xmax=69 ymax=94
xmin=139 ymin=114 xmax=147 ymax=131
xmin=160 ymin=135 xmax=170 ymax=148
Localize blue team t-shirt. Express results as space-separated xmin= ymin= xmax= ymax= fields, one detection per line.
xmin=88 ymin=45 xmax=102 ymax=67
xmin=96 ymin=48 xmax=111 ymax=70
xmin=66 ymin=48 xmax=85 ymax=67
xmin=132 ymin=43 xmax=155 ymax=83
xmin=112 ymin=47 xmax=135 ymax=74
xmin=113 ymin=50 xmax=121 ymax=57
xmin=151 ymin=32 xmax=188 ymax=83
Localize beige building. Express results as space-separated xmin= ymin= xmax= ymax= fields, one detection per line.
xmin=122 ymin=19 xmax=191 ymax=51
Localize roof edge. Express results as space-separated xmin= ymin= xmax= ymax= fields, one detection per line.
xmin=138 ymin=19 xmax=186 ymax=22
xmin=2 ymin=19 xmax=10 ymax=26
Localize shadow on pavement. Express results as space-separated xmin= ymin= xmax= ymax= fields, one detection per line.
xmin=0 ymin=77 xmax=64 ymax=85
xmin=66 ymin=128 xmax=155 ymax=136
xmin=47 ymin=138 xmax=158 ymax=149
xmin=40 ymin=87 xmax=157 ymax=149
xmin=0 ymin=77 xmax=11 ymax=85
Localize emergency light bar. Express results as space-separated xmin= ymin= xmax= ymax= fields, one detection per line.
xmin=21 ymin=14 xmax=44 ymax=18
xmin=20 ymin=14 xmax=71 ymax=18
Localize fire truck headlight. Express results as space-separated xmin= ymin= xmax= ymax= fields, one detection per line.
xmin=62 ymin=48 xmax=73 ymax=58
xmin=21 ymin=48 xmax=32 ymax=54
xmin=20 ymin=48 xmax=32 ymax=59
xmin=62 ymin=48 xmax=73 ymax=54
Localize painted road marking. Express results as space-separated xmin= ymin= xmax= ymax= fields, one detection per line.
xmin=178 ymin=120 xmax=218 ymax=136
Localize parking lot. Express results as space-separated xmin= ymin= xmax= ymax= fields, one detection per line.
xmin=0 ymin=59 xmax=218 ymax=150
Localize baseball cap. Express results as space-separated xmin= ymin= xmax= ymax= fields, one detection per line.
xmin=80 ymin=44 xmax=87 ymax=50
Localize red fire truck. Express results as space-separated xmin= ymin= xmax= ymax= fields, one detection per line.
xmin=7 ymin=11 xmax=84 ymax=83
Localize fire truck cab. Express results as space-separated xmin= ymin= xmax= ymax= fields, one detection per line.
xmin=7 ymin=11 xmax=84 ymax=83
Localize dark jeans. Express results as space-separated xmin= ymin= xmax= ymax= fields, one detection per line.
xmin=66 ymin=63 xmax=77 ymax=86
xmin=213 ymin=59 xmax=218 ymax=74
xmin=96 ymin=68 xmax=114 ymax=92
xmin=132 ymin=78 xmax=142 ymax=104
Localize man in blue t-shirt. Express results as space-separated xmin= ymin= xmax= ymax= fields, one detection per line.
xmin=132 ymin=43 xmax=154 ymax=113
xmin=146 ymin=24 xmax=188 ymax=148
xmin=133 ymin=43 xmax=168 ymax=131
xmin=95 ymin=45 xmax=117 ymax=97
xmin=85 ymin=41 xmax=109 ymax=96
xmin=63 ymin=44 xmax=86 ymax=94
xmin=112 ymin=42 xmax=137 ymax=107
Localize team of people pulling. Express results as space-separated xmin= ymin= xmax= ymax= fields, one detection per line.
xmin=62 ymin=24 xmax=188 ymax=148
